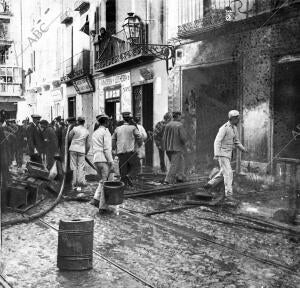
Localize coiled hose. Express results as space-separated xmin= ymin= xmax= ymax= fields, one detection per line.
xmin=2 ymin=125 xmax=71 ymax=227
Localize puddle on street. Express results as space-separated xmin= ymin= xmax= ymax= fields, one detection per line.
xmin=238 ymin=202 xmax=277 ymax=218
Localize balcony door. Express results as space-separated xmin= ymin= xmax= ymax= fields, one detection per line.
xmin=68 ymin=96 xmax=76 ymax=118
xmin=132 ymin=83 xmax=154 ymax=166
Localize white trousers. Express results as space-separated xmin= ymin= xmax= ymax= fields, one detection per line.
xmin=209 ymin=157 xmax=233 ymax=197
xmin=70 ymin=152 xmax=86 ymax=187
xmin=93 ymin=162 xmax=110 ymax=209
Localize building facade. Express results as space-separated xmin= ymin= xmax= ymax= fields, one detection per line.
xmin=167 ymin=0 xmax=300 ymax=185
xmin=21 ymin=0 xmax=170 ymax=169
xmin=21 ymin=0 xmax=65 ymax=122
xmin=91 ymin=0 xmax=170 ymax=167
xmin=0 ymin=0 xmax=24 ymax=119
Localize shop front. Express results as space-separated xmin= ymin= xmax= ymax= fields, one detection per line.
xmin=94 ymin=72 xmax=131 ymax=132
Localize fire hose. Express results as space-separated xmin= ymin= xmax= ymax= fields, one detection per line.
xmin=1 ymin=125 xmax=72 ymax=227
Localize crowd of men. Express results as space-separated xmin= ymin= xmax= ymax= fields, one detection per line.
xmin=0 ymin=108 xmax=246 ymax=210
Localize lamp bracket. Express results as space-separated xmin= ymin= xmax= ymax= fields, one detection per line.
xmin=132 ymin=43 xmax=175 ymax=71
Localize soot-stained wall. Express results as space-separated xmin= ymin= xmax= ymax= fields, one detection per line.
xmin=169 ymin=14 xmax=300 ymax=172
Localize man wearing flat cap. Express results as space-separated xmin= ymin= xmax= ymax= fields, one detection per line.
xmin=112 ymin=112 xmax=142 ymax=187
xmin=54 ymin=116 xmax=63 ymax=151
xmin=27 ymin=114 xmax=44 ymax=162
xmin=206 ymin=110 xmax=247 ymax=202
xmin=90 ymin=114 xmax=114 ymax=212
xmin=40 ymin=120 xmax=59 ymax=170
xmin=93 ymin=115 xmax=102 ymax=132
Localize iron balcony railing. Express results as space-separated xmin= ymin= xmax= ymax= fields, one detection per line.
xmin=74 ymin=0 xmax=90 ymax=12
xmin=94 ymin=28 xmax=158 ymax=73
xmin=177 ymin=0 xmax=300 ymax=38
xmin=0 ymin=83 xmax=22 ymax=96
xmin=60 ymin=50 xmax=90 ymax=82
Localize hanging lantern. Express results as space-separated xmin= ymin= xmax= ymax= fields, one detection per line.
xmin=122 ymin=12 xmax=141 ymax=43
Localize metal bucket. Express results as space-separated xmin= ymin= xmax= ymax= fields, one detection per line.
xmin=57 ymin=218 xmax=94 ymax=270
xmin=104 ymin=181 xmax=125 ymax=205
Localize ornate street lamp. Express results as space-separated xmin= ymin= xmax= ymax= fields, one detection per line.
xmin=122 ymin=12 xmax=141 ymax=44
xmin=122 ymin=12 xmax=175 ymax=72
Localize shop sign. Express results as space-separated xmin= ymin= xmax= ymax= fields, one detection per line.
xmin=73 ymin=76 xmax=94 ymax=94
xmin=100 ymin=73 xmax=130 ymax=87
xmin=98 ymin=72 xmax=131 ymax=113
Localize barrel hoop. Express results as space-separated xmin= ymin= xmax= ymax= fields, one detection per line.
xmin=57 ymin=255 xmax=92 ymax=259
xmin=58 ymin=230 xmax=93 ymax=235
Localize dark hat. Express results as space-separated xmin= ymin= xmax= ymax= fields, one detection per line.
xmin=77 ymin=116 xmax=85 ymax=122
xmin=66 ymin=117 xmax=76 ymax=122
xmin=172 ymin=111 xmax=182 ymax=118
xmin=39 ymin=120 xmax=49 ymax=126
xmin=122 ymin=112 xmax=133 ymax=118
xmin=163 ymin=112 xmax=172 ymax=121
xmin=55 ymin=116 xmax=62 ymax=121
xmin=96 ymin=114 xmax=109 ymax=120
xmin=31 ymin=114 xmax=41 ymax=119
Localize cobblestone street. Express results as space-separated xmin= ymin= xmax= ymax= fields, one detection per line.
xmin=1 ymin=182 xmax=300 ymax=288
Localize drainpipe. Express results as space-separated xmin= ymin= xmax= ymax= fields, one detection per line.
xmin=20 ymin=0 xmax=24 ymax=94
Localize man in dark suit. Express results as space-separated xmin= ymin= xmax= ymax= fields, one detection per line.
xmin=27 ymin=114 xmax=44 ymax=163
xmin=54 ymin=116 xmax=63 ymax=152
xmin=40 ymin=120 xmax=59 ymax=170
xmin=61 ymin=117 xmax=76 ymax=185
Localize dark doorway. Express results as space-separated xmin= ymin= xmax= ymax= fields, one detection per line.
xmin=182 ymin=63 xmax=238 ymax=172
xmin=274 ymin=61 xmax=300 ymax=159
xmin=68 ymin=96 xmax=76 ymax=118
xmin=104 ymin=86 xmax=121 ymax=133
xmin=132 ymin=83 xmax=154 ymax=166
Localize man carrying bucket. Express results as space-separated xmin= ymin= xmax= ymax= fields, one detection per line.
xmin=90 ymin=114 xmax=114 ymax=213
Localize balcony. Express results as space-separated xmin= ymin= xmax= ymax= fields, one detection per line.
xmin=94 ymin=33 xmax=157 ymax=73
xmin=177 ymin=0 xmax=300 ymax=40
xmin=0 ymin=83 xmax=22 ymax=96
xmin=0 ymin=0 xmax=12 ymax=21
xmin=74 ymin=0 xmax=90 ymax=13
xmin=60 ymin=50 xmax=90 ymax=83
xmin=60 ymin=9 xmax=73 ymax=25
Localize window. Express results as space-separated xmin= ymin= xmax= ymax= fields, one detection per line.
xmin=106 ymin=0 xmax=116 ymax=34
xmin=94 ymin=6 xmax=100 ymax=33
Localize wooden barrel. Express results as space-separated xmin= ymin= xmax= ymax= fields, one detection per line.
xmin=57 ymin=218 xmax=94 ymax=270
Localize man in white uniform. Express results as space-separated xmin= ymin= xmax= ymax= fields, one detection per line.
xmin=206 ymin=110 xmax=247 ymax=202
xmin=68 ymin=117 xmax=90 ymax=191
xmin=90 ymin=114 xmax=113 ymax=213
